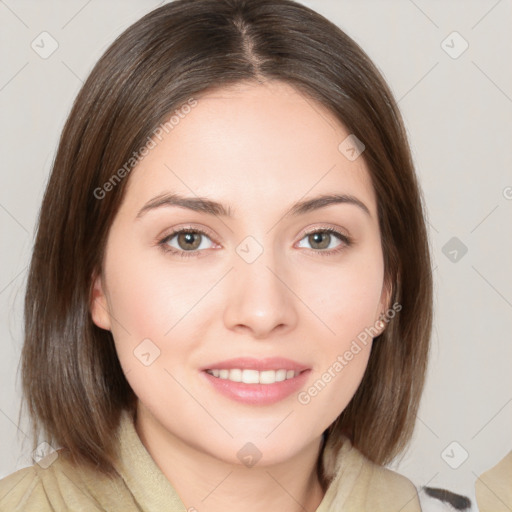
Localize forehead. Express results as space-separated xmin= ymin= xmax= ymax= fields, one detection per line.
xmin=122 ymin=80 xmax=377 ymax=219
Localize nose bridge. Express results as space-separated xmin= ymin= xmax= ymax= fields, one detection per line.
xmin=223 ymin=235 xmax=297 ymax=337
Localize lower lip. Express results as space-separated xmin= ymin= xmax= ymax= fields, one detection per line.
xmin=201 ymin=370 xmax=311 ymax=405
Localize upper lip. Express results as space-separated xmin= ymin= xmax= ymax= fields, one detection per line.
xmin=201 ymin=357 xmax=310 ymax=372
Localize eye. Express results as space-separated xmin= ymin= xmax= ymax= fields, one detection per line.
xmin=296 ymin=227 xmax=352 ymax=256
xmin=158 ymin=226 xmax=352 ymax=259
xmin=159 ymin=228 xmax=215 ymax=258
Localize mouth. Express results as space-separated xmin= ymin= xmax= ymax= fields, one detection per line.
xmin=204 ymin=368 xmax=304 ymax=384
xmin=200 ymin=357 xmax=311 ymax=405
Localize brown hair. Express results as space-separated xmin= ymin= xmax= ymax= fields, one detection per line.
xmin=20 ymin=0 xmax=433 ymax=484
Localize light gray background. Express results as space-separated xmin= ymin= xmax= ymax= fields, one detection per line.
xmin=1 ymin=0 xmax=511 ymax=504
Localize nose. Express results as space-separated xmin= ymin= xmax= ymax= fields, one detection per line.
xmin=223 ymin=249 xmax=299 ymax=339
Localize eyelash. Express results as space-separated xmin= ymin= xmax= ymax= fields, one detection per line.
xmin=158 ymin=226 xmax=352 ymax=259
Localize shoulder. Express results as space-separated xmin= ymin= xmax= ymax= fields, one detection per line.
xmin=331 ymin=440 xmax=421 ymax=512
xmin=0 ymin=464 xmax=43 ymax=511
xmin=475 ymin=451 xmax=512 ymax=511
xmin=0 ymin=451 xmax=64 ymax=512
xmin=0 ymin=449 xmax=133 ymax=511
xmin=361 ymin=460 xmax=421 ymax=512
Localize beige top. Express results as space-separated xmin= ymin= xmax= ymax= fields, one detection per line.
xmin=0 ymin=410 xmax=421 ymax=511
xmin=475 ymin=451 xmax=512 ymax=512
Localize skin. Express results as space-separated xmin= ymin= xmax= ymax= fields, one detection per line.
xmin=91 ymin=80 xmax=390 ymax=512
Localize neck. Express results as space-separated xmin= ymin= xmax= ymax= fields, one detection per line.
xmin=134 ymin=404 xmax=326 ymax=512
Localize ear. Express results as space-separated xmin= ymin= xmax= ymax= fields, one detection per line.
xmin=374 ymin=276 xmax=393 ymax=336
xmin=90 ymin=272 xmax=111 ymax=331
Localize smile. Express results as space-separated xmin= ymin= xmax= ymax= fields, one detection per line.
xmin=205 ymin=368 xmax=301 ymax=384
xmin=202 ymin=368 xmax=311 ymax=405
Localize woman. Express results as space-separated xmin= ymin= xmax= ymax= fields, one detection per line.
xmin=0 ymin=0 xmax=432 ymax=510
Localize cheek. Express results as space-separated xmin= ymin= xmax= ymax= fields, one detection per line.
xmin=307 ymin=249 xmax=385 ymax=342
xmin=296 ymin=248 xmax=383 ymax=414
xmin=103 ymin=244 xmax=207 ymax=337
xmin=102 ymin=240 xmax=225 ymax=379
xmin=101 ymin=248 xmax=201 ymax=404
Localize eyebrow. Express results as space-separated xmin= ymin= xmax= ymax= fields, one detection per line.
xmin=136 ymin=192 xmax=371 ymax=219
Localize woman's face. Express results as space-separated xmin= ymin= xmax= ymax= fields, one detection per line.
xmin=91 ymin=80 xmax=390 ymax=466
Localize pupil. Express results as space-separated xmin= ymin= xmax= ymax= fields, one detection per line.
xmin=311 ymin=232 xmax=329 ymax=249
xmin=180 ymin=232 xmax=199 ymax=249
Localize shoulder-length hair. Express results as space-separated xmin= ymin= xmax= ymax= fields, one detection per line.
xmin=20 ymin=0 xmax=433 ymax=481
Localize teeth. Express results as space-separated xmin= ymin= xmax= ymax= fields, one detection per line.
xmin=206 ymin=368 xmax=300 ymax=384
xmin=275 ymin=369 xmax=287 ymax=382
xmin=243 ymin=369 xmax=260 ymax=384
xmin=228 ymin=369 xmax=242 ymax=382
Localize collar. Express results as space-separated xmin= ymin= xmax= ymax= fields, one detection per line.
xmin=113 ymin=409 xmax=187 ymax=511
xmin=112 ymin=409 xmax=361 ymax=512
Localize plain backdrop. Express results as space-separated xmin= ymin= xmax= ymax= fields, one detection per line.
xmin=1 ymin=0 xmax=511 ymax=502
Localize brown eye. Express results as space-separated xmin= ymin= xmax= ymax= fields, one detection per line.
xmin=159 ymin=228 xmax=215 ymax=258
xmin=175 ymin=231 xmax=202 ymax=251
xmin=297 ymin=228 xmax=350 ymax=254
xmin=307 ymin=232 xmax=332 ymax=250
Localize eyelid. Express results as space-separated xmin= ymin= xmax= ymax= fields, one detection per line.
xmin=156 ymin=224 xmax=219 ymax=259
xmin=296 ymin=222 xmax=351 ymax=241
xmin=294 ymin=225 xmax=353 ymax=256
xmin=157 ymin=223 xmax=218 ymax=244
xmin=157 ymin=222 xmax=353 ymax=257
